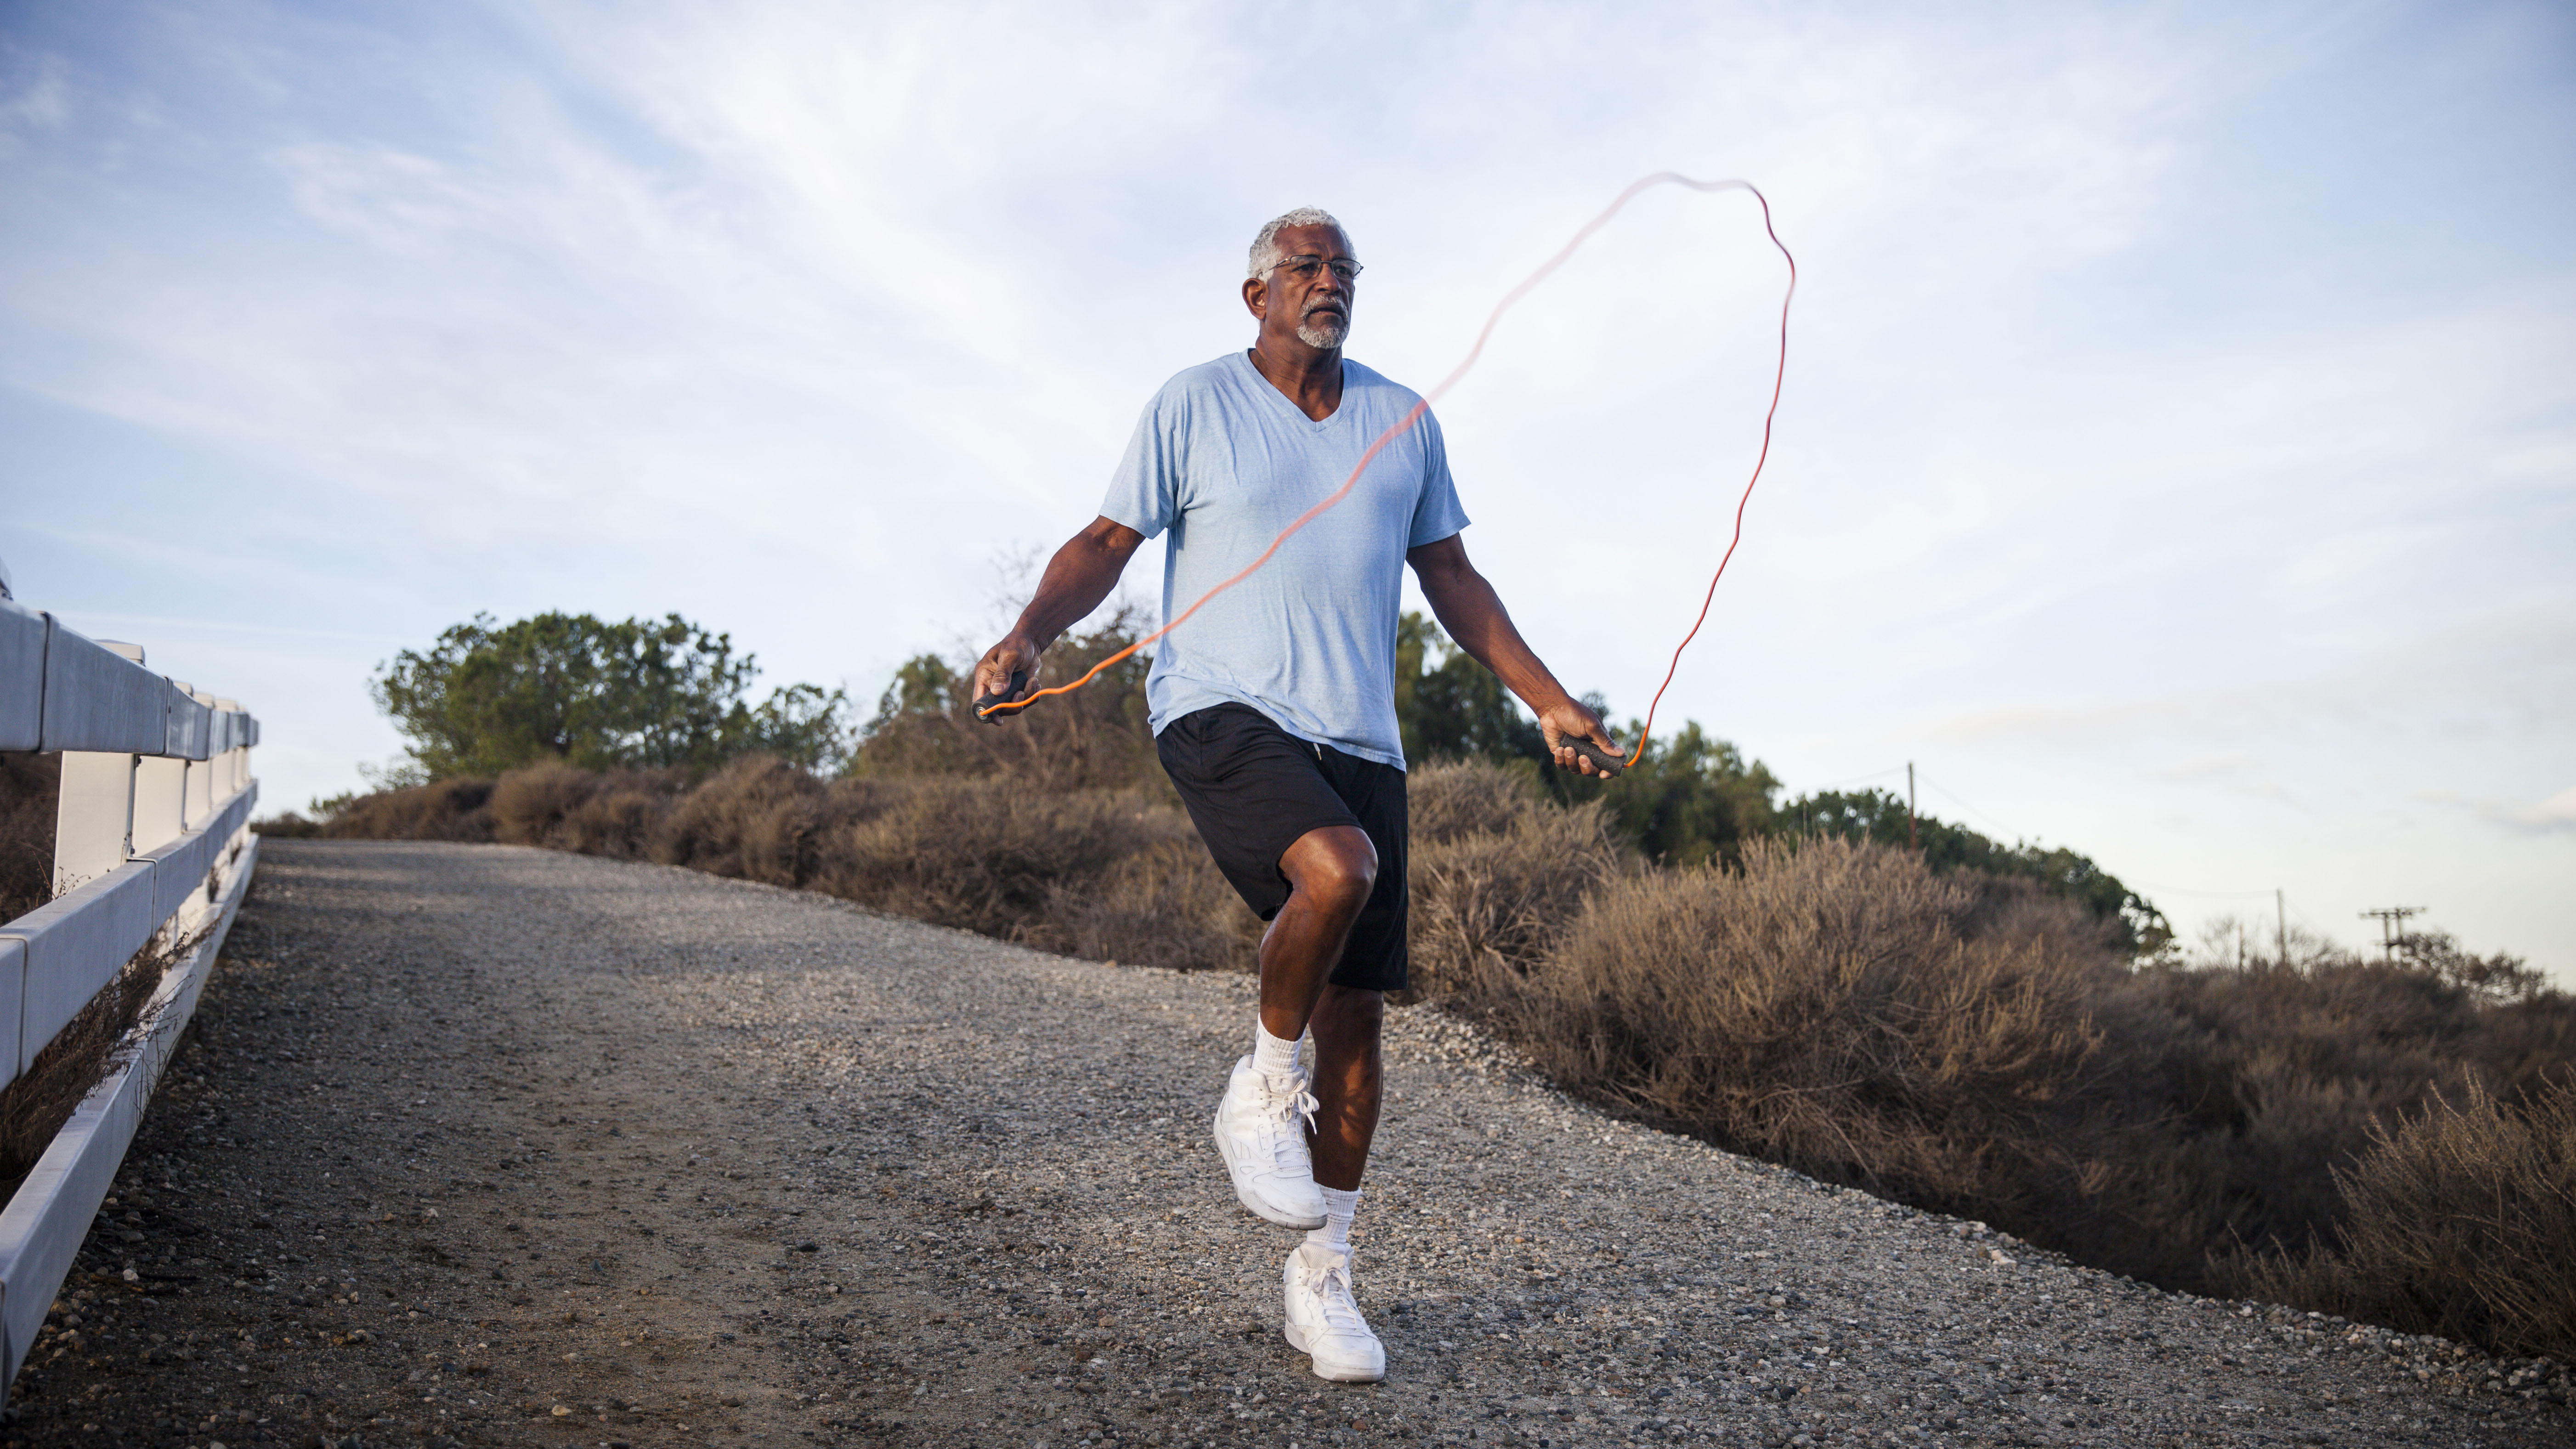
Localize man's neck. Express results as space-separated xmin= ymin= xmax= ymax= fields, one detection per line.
xmin=1247 ymin=339 xmax=1343 ymax=422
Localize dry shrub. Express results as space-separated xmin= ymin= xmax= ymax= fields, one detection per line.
xmin=488 ymin=763 xmax=685 ymax=856
xmin=0 ymin=752 xmax=59 ymax=925
xmin=655 ymin=755 xmax=828 ymax=883
xmin=1410 ymin=757 xmax=1548 ymax=845
xmin=1047 ymin=838 xmax=1260 ymax=973
xmin=649 ymin=757 xmax=908 ymax=889
xmin=319 ymin=777 xmax=498 ymax=841
xmin=2226 ymin=1078 xmax=2576 ymax=1359
xmin=2133 ymin=957 xmax=2568 ymax=1273
xmin=1480 ymin=838 xmax=2134 ymax=1218
xmin=0 ymin=928 xmax=179 ymax=1181
xmin=1404 ymin=759 xmax=1638 ymax=999
xmin=819 ymin=778 xmax=1176 ymax=940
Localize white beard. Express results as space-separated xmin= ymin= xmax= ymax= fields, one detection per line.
xmin=1296 ymin=310 xmax=1349 ymax=349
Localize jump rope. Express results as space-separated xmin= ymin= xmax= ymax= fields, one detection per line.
xmin=974 ymin=172 xmax=1797 ymax=778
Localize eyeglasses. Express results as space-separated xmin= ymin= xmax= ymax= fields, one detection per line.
xmin=1269 ymin=254 xmax=1361 ymax=283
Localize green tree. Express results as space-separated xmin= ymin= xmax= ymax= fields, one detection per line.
xmin=371 ymin=611 xmax=855 ymax=778
xmin=1585 ymin=719 xmax=1782 ymax=868
xmin=1394 ymin=612 xmax=1551 ymax=767
xmin=1391 ymin=611 xmax=1782 ymax=866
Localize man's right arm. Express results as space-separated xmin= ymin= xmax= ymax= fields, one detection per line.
xmin=973 ymin=515 xmax=1148 ymax=710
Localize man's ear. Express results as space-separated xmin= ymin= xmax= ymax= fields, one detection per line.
xmin=1242 ymin=275 xmax=1269 ymax=320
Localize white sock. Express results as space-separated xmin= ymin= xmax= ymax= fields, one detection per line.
xmin=1252 ymin=1021 xmax=1302 ymax=1079
xmin=1308 ymin=1186 xmax=1360 ymax=1251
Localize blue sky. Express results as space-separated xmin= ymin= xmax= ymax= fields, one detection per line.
xmin=4 ymin=1 xmax=2570 ymax=974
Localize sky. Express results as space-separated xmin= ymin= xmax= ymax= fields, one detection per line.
xmin=3 ymin=0 xmax=2570 ymax=975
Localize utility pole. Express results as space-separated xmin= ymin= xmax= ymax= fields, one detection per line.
xmin=1907 ymin=762 xmax=1918 ymax=852
xmin=2359 ymin=906 xmax=2425 ymax=963
xmin=2276 ymin=889 xmax=2288 ymax=967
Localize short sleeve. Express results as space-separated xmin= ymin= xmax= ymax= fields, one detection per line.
xmin=1406 ymin=408 xmax=1471 ymax=548
xmin=1100 ymin=386 xmax=1186 ymax=540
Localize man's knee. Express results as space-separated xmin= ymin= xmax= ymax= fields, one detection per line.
xmin=1312 ymin=984 xmax=1384 ymax=1044
xmin=1285 ymin=826 xmax=1376 ymax=917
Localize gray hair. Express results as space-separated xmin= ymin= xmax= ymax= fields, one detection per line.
xmin=1248 ymin=207 xmax=1353 ymax=279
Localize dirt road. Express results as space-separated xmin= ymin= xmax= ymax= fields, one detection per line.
xmin=4 ymin=840 xmax=2564 ymax=1449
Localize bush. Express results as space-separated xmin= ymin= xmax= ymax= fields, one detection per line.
xmin=317 ymin=778 xmax=499 ymax=842
xmin=1405 ymin=760 xmax=1638 ymax=999
xmin=1475 ymin=839 xmax=2130 ymax=1210
xmin=0 ymin=753 xmax=59 ymax=925
xmin=654 ymin=755 xmax=851 ymax=887
xmin=488 ymin=763 xmax=687 ymax=857
xmin=1048 ymin=838 xmax=1259 ymax=973
xmin=821 ymin=779 xmax=1177 ymax=941
xmin=2227 ymin=1078 xmax=2576 ymax=1360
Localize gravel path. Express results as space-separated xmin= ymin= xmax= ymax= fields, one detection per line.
xmin=7 ymin=840 xmax=2568 ymax=1449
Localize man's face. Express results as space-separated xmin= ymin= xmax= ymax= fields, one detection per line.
xmin=1250 ymin=223 xmax=1359 ymax=351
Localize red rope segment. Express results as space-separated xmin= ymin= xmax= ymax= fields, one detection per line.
xmin=1625 ymin=179 xmax=1795 ymax=765
xmin=977 ymin=173 xmax=1796 ymax=747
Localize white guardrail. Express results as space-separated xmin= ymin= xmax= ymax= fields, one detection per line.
xmin=0 ymin=592 xmax=260 ymax=1388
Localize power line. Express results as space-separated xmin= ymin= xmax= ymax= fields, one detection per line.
xmin=2360 ymin=906 xmax=2427 ymax=962
xmin=1921 ymin=781 xmax=2013 ymax=840
xmin=1799 ymin=765 xmax=1907 ymax=794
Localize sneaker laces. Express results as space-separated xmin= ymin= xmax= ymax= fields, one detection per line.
xmin=1297 ymin=1248 xmax=1369 ymax=1336
xmin=1257 ymin=1070 xmax=1321 ymax=1156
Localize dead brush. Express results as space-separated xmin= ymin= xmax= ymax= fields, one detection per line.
xmin=1481 ymin=838 xmax=2130 ymax=1213
xmin=489 ymin=763 xmax=687 ymax=856
xmin=318 ymin=777 xmax=499 ymax=841
xmin=650 ymin=758 xmax=909 ymax=889
xmin=818 ymin=778 xmax=1175 ymax=940
xmin=0 ymin=752 xmax=60 ymax=925
xmin=1405 ymin=759 xmax=1638 ymax=999
xmin=1044 ymin=838 xmax=1261 ymax=972
xmin=2223 ymin=1077 xmax=2576 ymax=1360
xmin=0 ymin=922 xmax=195 ymax=1182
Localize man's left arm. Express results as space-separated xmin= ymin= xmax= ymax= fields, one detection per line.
xmin=1406 ymin=533 xmax=1624 ymax=776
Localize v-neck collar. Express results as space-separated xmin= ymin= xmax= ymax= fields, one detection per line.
xmin=1236 ymin=350 xmax=1348 ymax=432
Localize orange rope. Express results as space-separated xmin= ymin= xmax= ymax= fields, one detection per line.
xmin=977 ymin=172 xmax=1796 ymax=760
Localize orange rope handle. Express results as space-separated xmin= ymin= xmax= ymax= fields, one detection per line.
xmin=978 ymin=173 xmax=1795 ymax=730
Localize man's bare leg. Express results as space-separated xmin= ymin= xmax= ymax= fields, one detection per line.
xmin=1263 ymin=837 xmax=1391 ymax=1383
xmin=1306 ymin=985 xmax=1382 ymax=1191
xmin=1214 ymin=825 xmax=1374 ymax=1229
xmin=1259 ymin=826 xmax=1376 ymax=1041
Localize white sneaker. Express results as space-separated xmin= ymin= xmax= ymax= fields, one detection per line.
xmin=1282 ymin=1239 xmax=1385 ymax=1382
xmin=1212 ymin=1055 xmax=1326 ymax=1229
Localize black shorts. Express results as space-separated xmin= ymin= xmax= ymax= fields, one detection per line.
xmin=1155 ymin=702 xmax=1409 ymax=993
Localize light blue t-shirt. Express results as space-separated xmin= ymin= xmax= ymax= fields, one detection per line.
xmin=1100 ymin=351 xmax=1470 ymax=769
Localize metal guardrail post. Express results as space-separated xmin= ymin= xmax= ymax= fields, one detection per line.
xmin=183 ymin=690 xmax=216 ymax=830
xmin=51 ymin=642 xmax=150 ymax=898
xmin=50 ymin=753 xmax=137 ymax=900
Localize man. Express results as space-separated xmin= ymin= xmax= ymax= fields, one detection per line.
xmin=974 ymin=207 xmax=1620 ymax=1384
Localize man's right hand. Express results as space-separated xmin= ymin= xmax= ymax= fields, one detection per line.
xmin=973 ymin=634 xmax=1043 ymax=720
